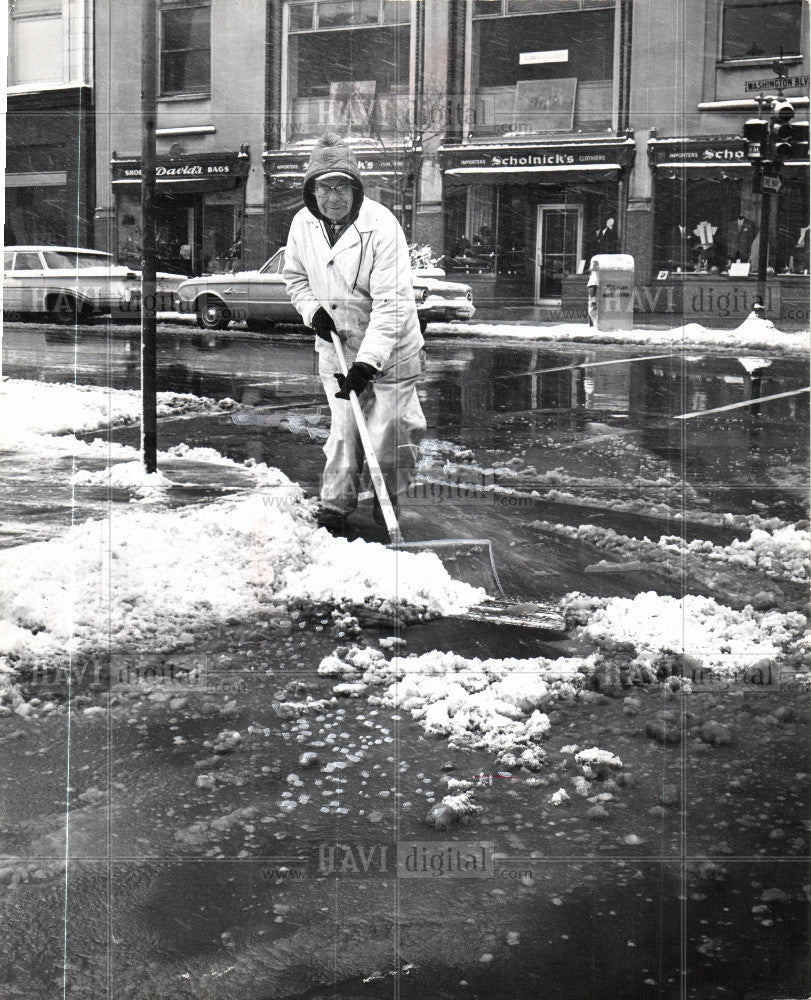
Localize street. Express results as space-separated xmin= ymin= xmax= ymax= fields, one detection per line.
xmin=0 ymin=318 xmax=809 ymax=999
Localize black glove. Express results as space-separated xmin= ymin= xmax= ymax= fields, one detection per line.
xmin=335 ymin=362 xmax=378 ymax=400
xmin=310 ymin=306 xmax=337 ymax=343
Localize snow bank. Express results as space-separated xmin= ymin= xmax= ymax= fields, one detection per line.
xmin=69 ymin=461 xmax=175 ymax=492
xmin=1 ymin=377 xmax=234 ymax=442
xmin=537 ymin=521 xmax=809 ymax=585
xmin=430 ymin=316 xmax=809 ymax=355
xmin=564 ymin=591 xmax=806 ymax=678
xmin=0 ymin=476 xmax=483 ymax=670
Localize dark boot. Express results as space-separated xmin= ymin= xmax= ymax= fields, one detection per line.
xmin=313 ymin=504 xmax=349 ymax=533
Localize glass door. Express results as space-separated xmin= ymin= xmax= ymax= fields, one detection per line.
xmin=536 ymin=204 xmax=583 ymax=302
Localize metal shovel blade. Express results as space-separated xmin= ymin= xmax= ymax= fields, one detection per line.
xmin=394 ymin=538 xmax=567 ymax=634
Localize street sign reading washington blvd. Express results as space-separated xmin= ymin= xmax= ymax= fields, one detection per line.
xmin=745 ymin=74 xmax=809 ymax=93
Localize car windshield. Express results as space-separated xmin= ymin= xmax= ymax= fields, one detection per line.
xmin=43 ymin=251 xmax=113 ymax=269
xmin=259 ymin=251 xmax=284 ymax=275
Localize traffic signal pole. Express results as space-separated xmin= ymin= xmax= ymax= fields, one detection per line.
xmin=140 ymin=0 xmax=158 ymax=473
xmin=756 ymin=186 xmax=771 ymax=309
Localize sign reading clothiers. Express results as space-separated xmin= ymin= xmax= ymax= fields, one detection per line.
xmin=439 ymin=141 xmax=634 ymax=173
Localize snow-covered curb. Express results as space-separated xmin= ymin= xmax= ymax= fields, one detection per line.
xmin=429 ymin=316 xmax=809 ymax=356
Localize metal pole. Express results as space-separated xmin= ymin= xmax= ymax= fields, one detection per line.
xmin=140 ymin=0 xmax=158 ymax=473
xmin=756 ymin=185 xmax=770 ymax=310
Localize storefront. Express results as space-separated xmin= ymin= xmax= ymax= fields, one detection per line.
xmin=263 ymin=144 xmax=414 ymax=250
xmin=438 ymin=137 xmax=635 ymax=305
xmin=110 ymin=148 xmax=250 ymax=275
xmin=646 ymin=135 xmax=809 ymax=321
xmin=5 ymin=87 xmax=94 ymax=248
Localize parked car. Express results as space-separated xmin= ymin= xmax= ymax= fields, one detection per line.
xmin=2 ymin=246 xmax=185 ymax=323
xmin=174 ymin=249 xmax=475 ymax=332
xmin=412 ymin=265 xmax=476 ymax=327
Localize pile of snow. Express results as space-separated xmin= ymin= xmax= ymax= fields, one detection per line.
xmin=534 ymin=521 xmax=809 ymax=585
xmin=69 ymin=461 xmax=175 ymax=493
xmin=563 ymin=591 xmax=806 ymax=679
xmin=338 ymin=646 xmax=588 ymax=768
xmin=430 ymin=317 xmax=808 ymax=355
xmin=0 ymin=478 xmax=483 ymax=671
xmin=1 ymin=377 xmax=234 ymax=443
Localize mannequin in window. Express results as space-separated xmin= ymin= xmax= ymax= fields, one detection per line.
xmin=792 ymin=224 xmax=810 ymax=273
xmin=473 ymin=225 xmax=494 ymax=255
xmin=594 ymin=217 xmax=618 ymax=254
xmin=692 ymin=221 xmax=721 ymax=271
xmin=723 ymin=215 xmax=758 ymax=265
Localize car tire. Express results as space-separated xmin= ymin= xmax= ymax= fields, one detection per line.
xmin=50 ymin=293 xmax=90 ymax=325
xmin=196 ymin=297 xmax=231 ymax=330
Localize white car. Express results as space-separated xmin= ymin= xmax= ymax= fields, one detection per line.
xmin=3 ymin=246 xmax=185 ymax=324
xmin=412 ymin=265 xmax=476 ymax=329
xmin=175 ymin=249 xmax=475 ymax=332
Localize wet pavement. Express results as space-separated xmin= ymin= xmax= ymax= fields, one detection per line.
xmin=1 ymin=320 xmax=809 ymax=999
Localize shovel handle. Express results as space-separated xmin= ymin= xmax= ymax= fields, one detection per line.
xmin=330 ymin=331 xmax=403 ymax=546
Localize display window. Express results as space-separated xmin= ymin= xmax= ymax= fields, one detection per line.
xmin=721 ymin=0 xmax=802 ymax=60
xmin=445 ymin=183 xmax=617 ymax=273
xmin=653 ymin=172 xmax=808 ymax=276
xmin=445 ymin=181 xmax=617 ymax=301
xmin=470 ymin=1 xmax=615 ymax=136
xmin=5 ymin=185 xmax=68 ymax=246
xmin=116 ymin=189 xmax=244 ymax=275
xmin=285 ymin=0 xmax=412 ymax=141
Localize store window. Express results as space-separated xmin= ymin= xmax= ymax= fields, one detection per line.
xmin=285 ymin=0 xmax=412 ymax=140
xmin=445 ymin=182 xmax=616 ymax=283
xmin=160 ymin=1 xmax=211 ymax=97
xmin=470 ymin=1 xmax=615 ymax=135
xmin=5 ymin=185 xmax=68 ymax=245
xmin=7 ymin=0 xmax=63 ymax=87
xmin=653 ymin=175 xmax=762 ymax=273
xmin=721 ymin=0 xmax=802 ymax=60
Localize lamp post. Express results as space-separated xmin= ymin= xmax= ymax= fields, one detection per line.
xmin=140 ymin=0 xmax=158 ymax=473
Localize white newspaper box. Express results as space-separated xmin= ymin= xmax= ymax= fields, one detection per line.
xmin=587 ymin=254 xmax=634 ymax=331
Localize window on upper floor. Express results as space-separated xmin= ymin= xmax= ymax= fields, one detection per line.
xmin=7 ymin=0 xmax=63 ymax=87
xmin=160 ymin=1 xmax=211 ymax=97
xmin=470 ymin=0 xmax=615 ymax=136
xmin=285 ymin=0 xmax=412 ymax=140
xmin=722 ymin=0 xmax=802 ymax=60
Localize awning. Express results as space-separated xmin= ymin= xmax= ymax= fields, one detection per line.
xmin=111 ymin=150 xmax=250 ymax=192
xmin=648 ymin=136 xmax=751 ymax=172
xmin=445 ymin=163 xmax=622 ymax=183
xmin=264 ymin=145 xmax=411 ymax=187
xmin=438 ymin=137 xmax=635 ymax=185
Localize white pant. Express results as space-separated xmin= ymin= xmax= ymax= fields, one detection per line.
xmin=318 ymin=351 xmax=426 ymax=515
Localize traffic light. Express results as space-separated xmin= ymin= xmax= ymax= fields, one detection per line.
xmin=789 ymin=120 xmax=809 ymax=160
xmin=743 ymin=117 xmax=768 ymax=161
xmin=770 ymin=99 xmax=795 ymax=163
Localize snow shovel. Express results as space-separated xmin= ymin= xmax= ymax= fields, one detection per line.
xmin=330 ymin=332 xmax=566 ymax=633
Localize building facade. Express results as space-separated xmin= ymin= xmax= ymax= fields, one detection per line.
xmin=6 ymin=0 xmax=95 ymax=248
xmin=84 ymin=0 xmax=808 ymax=320
xmin=93 ymin=0 xmax=267 ymax=274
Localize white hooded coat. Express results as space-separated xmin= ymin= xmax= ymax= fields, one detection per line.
xmin=283 ymin=197 xmax=424 ymax=373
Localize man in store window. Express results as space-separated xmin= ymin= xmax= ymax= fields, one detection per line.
xmin=284 ymin=133 xmax=426 ymax=532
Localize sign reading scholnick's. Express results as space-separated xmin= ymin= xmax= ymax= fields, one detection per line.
xmin=439 ymin=140 xmax=636 ymax=174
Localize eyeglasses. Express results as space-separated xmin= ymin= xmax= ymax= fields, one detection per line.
xmin=315 ymin=181 xmax=352 ymax=197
